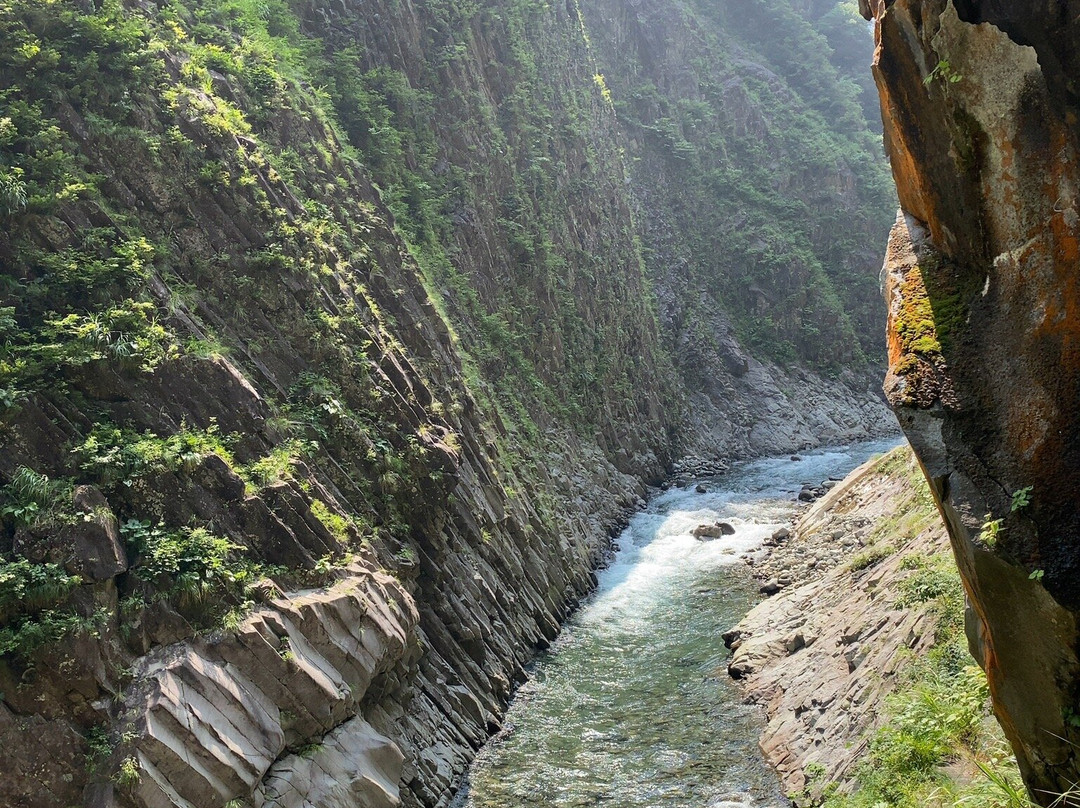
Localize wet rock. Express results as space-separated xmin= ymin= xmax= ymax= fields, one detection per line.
xmin=771 ymin=527 xmax=791 ymax=542
xmin=695 ymin=484 xmax=708 ymax=494
xmin=728 ymin=636 xmax=785 ymax=679
xmin=791 ymin=456 xmax=802 ymax=462
xmin=695 ymin=522 xmax=736 ymax=539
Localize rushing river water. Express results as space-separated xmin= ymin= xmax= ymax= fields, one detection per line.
xmin=453 ymin=438 xmax=901 ymax=808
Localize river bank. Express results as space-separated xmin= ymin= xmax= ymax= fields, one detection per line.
xmin=724 ymin=445 xmax=958 ymax=802
xmin=452 ymin=439 xmax=900 ymax=807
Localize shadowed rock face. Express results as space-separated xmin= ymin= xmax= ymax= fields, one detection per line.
xmin=865 ymin=0 xmax=1080 ymax=799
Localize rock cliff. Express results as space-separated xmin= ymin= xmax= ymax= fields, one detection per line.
xmin=865 ymin=0 xmax=1080 ymax=800
xmin=0 ymin=0 xmax=894 ymax=806
xmin=581 ymin=0 xmax=898 ymax=456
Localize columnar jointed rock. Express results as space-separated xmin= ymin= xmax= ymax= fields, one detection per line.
xmin=866 ymin=0 xmax=1080 ymax=799
xmin=128 ymin=570 xmax=417 ymax=808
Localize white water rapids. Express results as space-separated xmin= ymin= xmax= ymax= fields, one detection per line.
xmin=454 ymin=438 xmax=901 ymax=808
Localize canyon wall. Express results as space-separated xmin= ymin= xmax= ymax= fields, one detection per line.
xmin=0 ymin=0 xmax=893 ymax=806
xmin=866 ymin=0 xmax=1080 ymax=800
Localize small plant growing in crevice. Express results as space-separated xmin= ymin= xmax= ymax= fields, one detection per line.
xmin=1011 ymin=486 xmax=1033 ymax=512
xmin=924 ymin=58 xmax=963 ymax=86
xmin=115 ymin=755 xmax=140 ymax=787
xmin=980 ymin=515 xmax=1004 ymax=549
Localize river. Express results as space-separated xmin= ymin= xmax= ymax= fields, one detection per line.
xmin=453 ymin=438 xmax=900 ymax=808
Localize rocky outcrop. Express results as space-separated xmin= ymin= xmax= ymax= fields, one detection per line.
xmin=725 ymin=447 xmax=950 ymax=801
xmin=866 ymin=0 xmax=1080 ymax=799
xmin=125 ymin=572 xmax=415 ymax=808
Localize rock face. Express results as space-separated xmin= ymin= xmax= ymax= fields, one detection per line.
xmin=866 ymin=0 xmax=1080 ymax=799
xmin=0 ymin=1 xmax=893 ymax=807
xmin=725 ymin=447 xmax=950 ymax=801
xmin=125 ymin=572 xmax=416 ymax=808
xmin=579 ymin=0 xmax=900 ymax=457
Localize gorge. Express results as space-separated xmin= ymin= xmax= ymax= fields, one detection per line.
xmin=2 ymin=0 xmax=1078 ymax=806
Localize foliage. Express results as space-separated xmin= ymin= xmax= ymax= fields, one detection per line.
xmin=121 ymin=519 xmax=252 ymax=607
xmin=980 ymin=515 xmax=1004 ymax=549
xmin=0 ymin=466 xmax=60 ymax=526
xmin=592 ymin=0 xmax=895 ymax=369
xmin=0 ymin=558 xmax=81 ymax=620
xmin=848 ymin=543 xmax=894 ymax=571
xmin=115 ymin=756 xmax=140 ymax=787
xmin=1010 ymin=487 xmax=1033 ymax=513
xmin=75 ymin=422 xmax=234 ymax=491
xmin=896 ymin=555 xmax=961 ymax=608
xmin=0 ymin=607 xmax=107 ymax=659
xmin=238 ymin=438 xmax=313 ymax=488
xmin=824 ymin=543 xmax=1029 ymax=808
xmin=925 ymin=59 xmax=963 ymax=86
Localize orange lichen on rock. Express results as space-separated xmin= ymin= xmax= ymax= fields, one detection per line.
xmin=867 ymin=0 xmax=1080 ymax=800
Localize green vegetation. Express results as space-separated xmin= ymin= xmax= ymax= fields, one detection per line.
xmin=925 ymin=59 xmax=963 ymax=87
xmin=75 ymin=422 xmax=235 ymax=492
xmin=0 ymin=0 xmax=884 ymax=683
xmin=586 ymin=0 xmax=895 ymax=370
xmin=0 ymin=466 xmax=63 ymax=526
xmin=1011 ymin=487 xmax=1033 ymax=512
xmin=848 ymin=543 xmax=894 ymax=571
xmin=816 ymin=453 xmax=1035 ymax=808
xmin=980 ymin=515 xmax=1004 ymax=549
xmin=820 ymin=545 xmax=1031 ymax=808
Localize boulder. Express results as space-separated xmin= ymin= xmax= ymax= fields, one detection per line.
xmin=759 ymin=580 xmax=784 ymax=596
xmin=13 ymin=485 xmax=127 ymax=582
xmin=693 ymin=522 xmax=736 ymax=540
xmin=693 ymin=524 xmax=724 ymax=540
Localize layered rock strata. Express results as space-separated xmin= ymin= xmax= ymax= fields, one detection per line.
xmin=0 ymin=1 xmax=895 ymax=806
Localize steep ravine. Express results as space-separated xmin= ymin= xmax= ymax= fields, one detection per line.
xmin=0 ymin=1 xmax=894 ymax=807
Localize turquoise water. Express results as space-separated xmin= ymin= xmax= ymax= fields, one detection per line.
xmin=455 ymin=439 xmax=900 ymax=808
